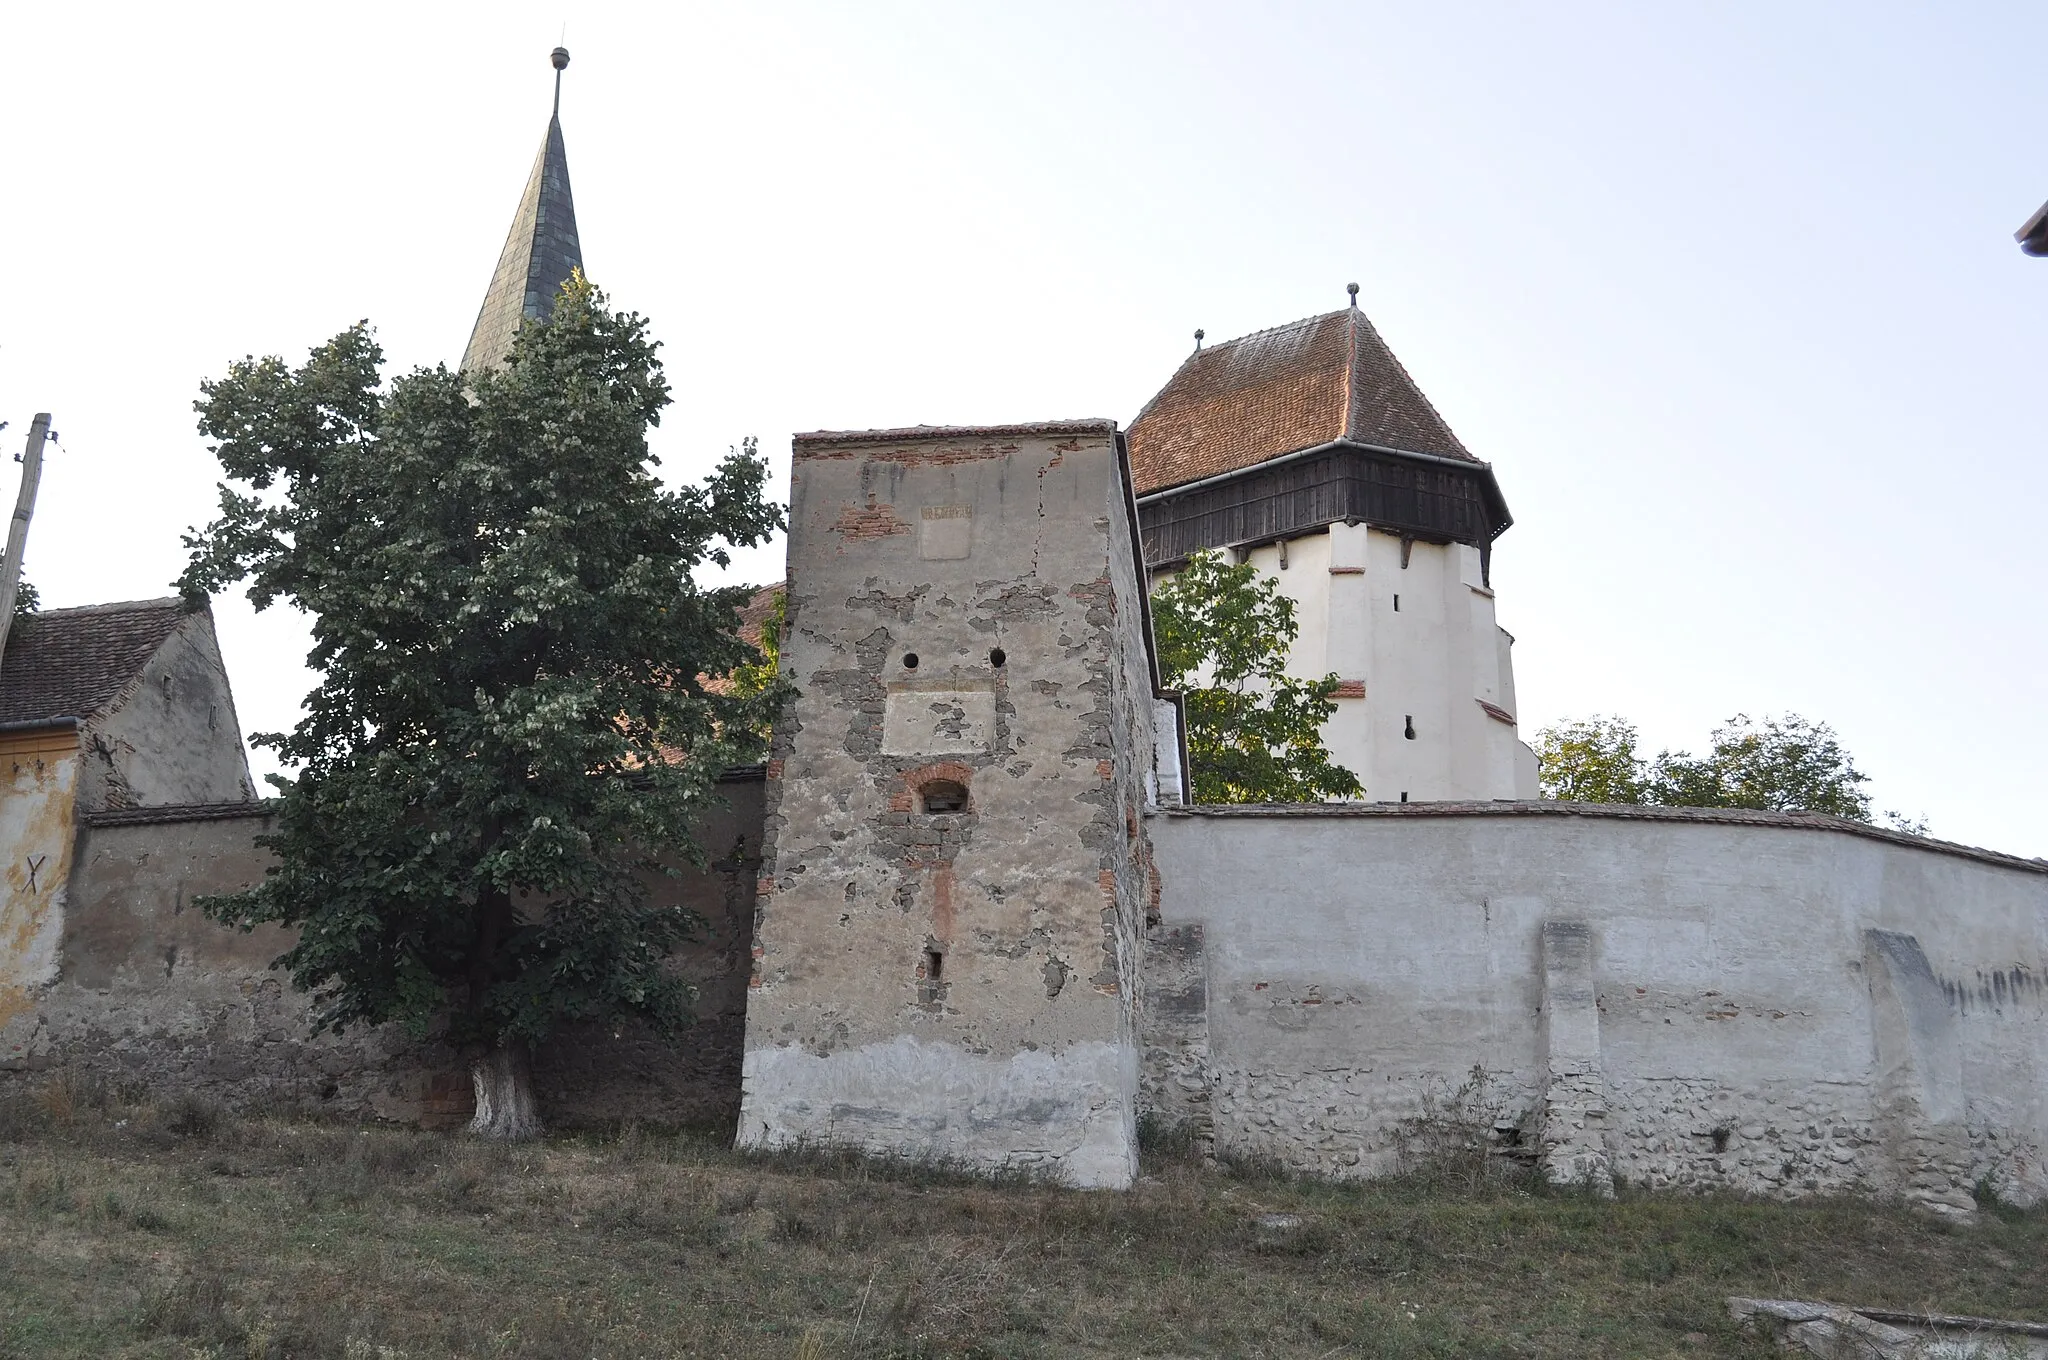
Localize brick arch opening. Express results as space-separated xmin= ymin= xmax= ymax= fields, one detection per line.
xmin=891 ymin=761 xmax=976 ymax=815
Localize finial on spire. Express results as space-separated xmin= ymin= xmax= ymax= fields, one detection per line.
xmin=1193 ymin=328 xmax=1205 ymax=352
xmin=1346 ymin=282 xmax=1359 ymax=308
xmin=552 ymin=46 xmax=570 ymax=117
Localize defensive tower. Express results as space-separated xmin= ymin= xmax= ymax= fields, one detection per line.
xmin=1130 ymin=290 xmax=1537 ymax=801
xmin=738 ymin=421 xmax=1164 ymax=1187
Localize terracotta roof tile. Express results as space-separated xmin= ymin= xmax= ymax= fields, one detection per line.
xmin=1128 ymin=307 xmax=1474 ymax=496
xmin=0 ymin=597 xmax=190 ymax=726
xmin=733 ymin=583 xmax=783 ymax=653
xmin=698 ymin=583 xmax=785 ymax=701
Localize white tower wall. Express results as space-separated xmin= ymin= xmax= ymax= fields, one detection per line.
xmin=1161 ymin=522 xmax=1536 ymax=803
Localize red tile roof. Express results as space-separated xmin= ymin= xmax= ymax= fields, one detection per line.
xmin=0 ymin=597 xmax=191 ymax=726
xmin=1127 ymin=307 xmax=1475 ymax=497
xmin=733 ymin=583 xmax=783 ymax=652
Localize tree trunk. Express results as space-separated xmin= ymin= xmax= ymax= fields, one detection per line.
xmin=467 ymin=1038 xmax=543 ymax=1140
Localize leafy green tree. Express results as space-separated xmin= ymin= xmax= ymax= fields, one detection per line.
xmin=179 ymin=276 xmax=784 ymax=1138
xmin=1534 ymin=715 xmax=1647 ymax=803
xmin=12 ymin=574 xmax=38 ymax=619
xmin=1648 ymin=713 xmax=1871 ymax=819
xmin=1536 ymin=711 xmax=1909 ymax=827
xmin=1150 ymin=549 xmax=1361 ymax=804
xmin=726 ymin=583 xmax=785 ymax=711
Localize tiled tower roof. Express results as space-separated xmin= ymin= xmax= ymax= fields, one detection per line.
xmin=460 ymin=56 xmax=583 ymax=373
xmin=1127 ymin=304 xmax=1475 ymax=497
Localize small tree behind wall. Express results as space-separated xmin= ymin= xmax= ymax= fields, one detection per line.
xmin=1150 ymin=549 xmax=1362 ymax=804
xmin=179 ymin=277 xmax=785 ymax=1138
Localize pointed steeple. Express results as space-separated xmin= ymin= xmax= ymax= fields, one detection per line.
xmin=460 ymin=47 xmax=583 ymax=373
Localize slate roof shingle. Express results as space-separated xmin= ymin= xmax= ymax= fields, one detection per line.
xmin=1127 ymin=307 xmax=1476 ymax=497
xmin=461 ymin=111 xmax=583 ymax=373
xmin=0 ymin=597 xmax=189 ymax=727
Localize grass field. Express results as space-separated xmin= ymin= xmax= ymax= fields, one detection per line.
xmin=1 ymin=1079 xmax=2041 ymax=1358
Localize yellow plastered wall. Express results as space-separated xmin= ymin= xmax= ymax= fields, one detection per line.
xmin=0 ymin=727 xmax=81 ymax=1034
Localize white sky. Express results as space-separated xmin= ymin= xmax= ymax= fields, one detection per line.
xmin=9 ymin=3 xmax=2045 ymax=855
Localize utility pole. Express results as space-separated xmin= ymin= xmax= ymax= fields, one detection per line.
xmin=0 ymin=412 xmax=52 ymax=669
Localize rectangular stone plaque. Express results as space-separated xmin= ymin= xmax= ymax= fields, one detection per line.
xmin=882 ymin=679 xmax=996 ymax=755
xmin=919 ymin=505 xmax=973 ymax=560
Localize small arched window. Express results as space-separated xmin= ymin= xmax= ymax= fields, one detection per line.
xmin=919 ymin=780 xmax=969 ymax=814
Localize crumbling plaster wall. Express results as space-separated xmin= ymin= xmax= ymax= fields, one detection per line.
xmin=740 ymin=424 xmax=1154 ymax=1187
xmin=0 ymin=728 xmax=82 ymax=1036
xmin=2 ymin=778 xmax=768 ymax=1131
xmin=0 ymin=808 xmax=425 ymax=1112
xmin=1147 ymin=805 xmax=2048 ymax=1212
xmin=77 ymin=611 xmax=254 ymax=813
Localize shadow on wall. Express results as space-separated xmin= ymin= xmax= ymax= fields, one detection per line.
xmin=1 ymin=775 xmax=771 ymax=1133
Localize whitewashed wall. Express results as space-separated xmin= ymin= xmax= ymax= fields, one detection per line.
xmin=1146 ymin=804 xmax=2048 ymax=1214
xmin=1161 ymin=524 xmax=1536 ymax=802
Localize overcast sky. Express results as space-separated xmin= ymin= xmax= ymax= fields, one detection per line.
xmin=9 ymin=3 xmax=2045 ymax=854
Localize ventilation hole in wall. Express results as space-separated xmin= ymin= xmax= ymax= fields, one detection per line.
xmin=1393 ymin=594 xmax=1400 ymax=612
xmin=319 ymin=1080 xmax=340 ymax=1101
xmin=920 ymin=780 xmax=969 ymax=814
xmin=1400 ymin=791 xmax=1409 ymax=803
xmin=923 ymin=948 xmax=944 ymax=983
xmin=903 ymin=652 xmax=919 ymax=670
xmin=1404 ymin=716 xmax=1416 ymax=740
xmin=989 ymin=647 xmax=1006 ymax=668
xmin=1711 ymin=1127 xmax=1732 ymax=1153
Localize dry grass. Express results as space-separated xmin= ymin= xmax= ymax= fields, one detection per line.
xmin=0 ymin=1077 xmax=2042 ymax=1358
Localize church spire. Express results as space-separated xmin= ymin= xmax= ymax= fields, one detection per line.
xmin=460 ymin=47 xmax=584 ymax=373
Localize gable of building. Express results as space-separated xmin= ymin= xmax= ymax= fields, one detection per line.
xmin=0 ymin=598 xmax=252 ymax=812
xmin=0 ymin=598 xmax=194 ymax=727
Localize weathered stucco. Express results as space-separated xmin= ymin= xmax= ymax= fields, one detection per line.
xmin=2 ymin=778 xmax=769 ymax=1131
xmin=0 ymin=806 xmax=426 ymax=1109
xmin=740 ymin=422 xmax=1157 ymax=1186
xmin=76 ymin=607 xmax=254 ymax=813
xmin=0 ymin=727 xmax=81 ymax=1035
xmin=1148 ymin=803 xmax=2048 ymax=1213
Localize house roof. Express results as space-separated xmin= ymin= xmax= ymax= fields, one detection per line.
xmin=460 ymin=103 xmax=583 ymax=373
xmin=0 ymin=597 xmax=190 ymax=727
xmin=733 ymin=583 xmax=783 ymax=652
xmin=1127 ymin=306 xmax=1476 ymax=497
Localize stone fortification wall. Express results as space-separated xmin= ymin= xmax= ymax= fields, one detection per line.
xmin=2 ymin=778 xmax=766 ymax=1131
xmin=1147 ymin=803 xmax=2048 ymax=1215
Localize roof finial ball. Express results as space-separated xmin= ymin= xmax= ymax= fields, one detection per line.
xmin=1346 ymin=282 xmax=1359 ymax=308
xmin=552 ymin=46 xmax=571 ymax=71
xmin=1194 ymin=328 xmax=1205 ymax=352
